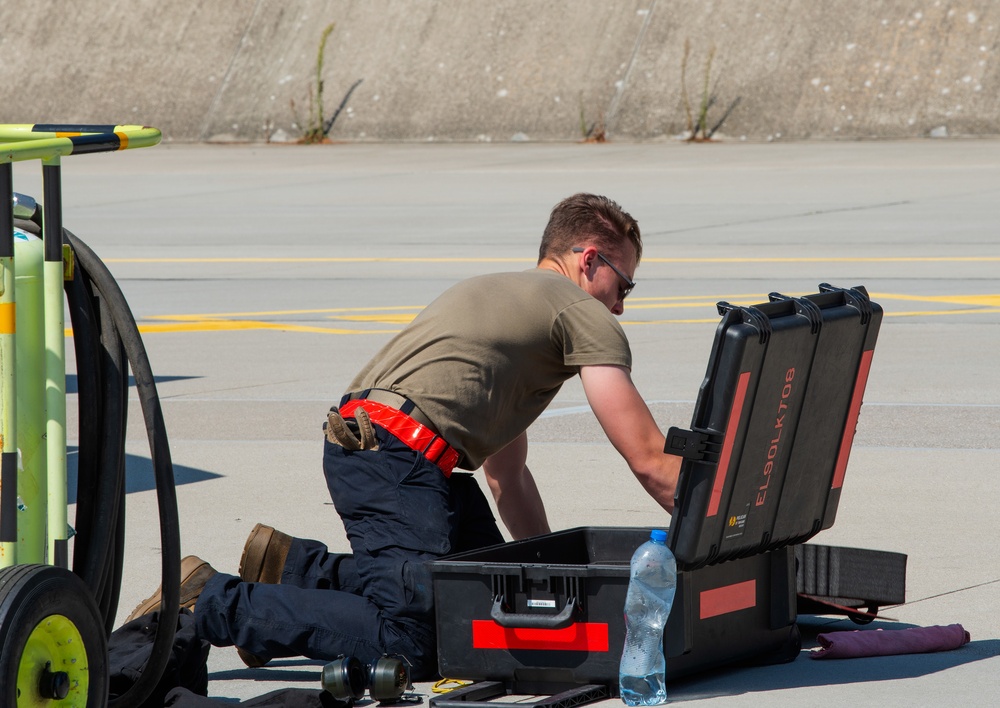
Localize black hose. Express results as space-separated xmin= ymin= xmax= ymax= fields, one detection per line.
xmin=95 ymin=292 xmax=128 ymax=629
xmin=65 ymin=256 xmax=102 ymax=566
xmin=69 ymin=276 xmax=128 ymax=633
xmin=66 ymin=257 xmax=113 ymax=622
xmin=63 ymin=227 xmax=182 ymax=708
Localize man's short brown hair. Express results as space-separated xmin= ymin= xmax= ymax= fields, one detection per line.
xmin=538 ymin=193 xmax=642 ymax=264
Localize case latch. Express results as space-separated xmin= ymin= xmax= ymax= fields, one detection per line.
xmin=664 ymin=427 xmax=723 ymax=463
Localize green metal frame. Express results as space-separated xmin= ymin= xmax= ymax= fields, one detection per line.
xmin=0 ymin=123 xmax=161 ymax=569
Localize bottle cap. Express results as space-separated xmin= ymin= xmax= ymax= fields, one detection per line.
xmin=650 ymin=529 xmax=667 ymax=543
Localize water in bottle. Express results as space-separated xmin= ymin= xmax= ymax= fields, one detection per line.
xmin=619 ymin=529 xmax=676 ymax=706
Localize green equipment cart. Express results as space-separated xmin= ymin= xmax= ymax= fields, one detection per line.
xmin=0 ymin=123 xmax=181 ymax=707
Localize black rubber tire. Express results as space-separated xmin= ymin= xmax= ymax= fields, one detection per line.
xmin=0 ymin=564 xmax=108 ymax=707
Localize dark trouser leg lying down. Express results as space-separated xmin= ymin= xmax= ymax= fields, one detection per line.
xmin=195 ymin=434 xmax=503 ymax=679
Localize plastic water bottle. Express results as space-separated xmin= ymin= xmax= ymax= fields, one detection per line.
xmin=619 ymin=529 xmax=676 ymax=705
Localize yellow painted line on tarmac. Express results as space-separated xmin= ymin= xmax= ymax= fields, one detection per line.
xmin=870 ymin=293 xmax=1000 ymax=307
xmin=142 ymin=305 xmax=424 ymax=320
xmin=122 ymin=305 xmax=428 ymax=334
xmin=626 ymin=309 xmax=1000 ymax=326
xmin=104 ymin=257 xmax=535 ymax=264
xmin=100 ymin=256 xmax=1000 ymax=265
xmin=642 ymin=256 xmax=1000 ymax=264
xmin=65 ymin=316 xmax=406 ymax=337
xmin=883 ymin=307 xmax=1000 ymax=317
xmin=61 ymin=292 xmax=1000 ymax=337
xmin=332 ymin=314 xmax=418 ymax=324
xmin=626 ymin=298 xmax=760 ymax=311
xmin=623 ymin=318 xmax=722 ymax=325
xmin=133 ymin=320 xmax=402 ymax=335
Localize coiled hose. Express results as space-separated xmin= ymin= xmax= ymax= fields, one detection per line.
xmin=18 ymin=214 xmax=182 ymax=707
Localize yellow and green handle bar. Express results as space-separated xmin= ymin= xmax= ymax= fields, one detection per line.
xmin=0 ymin=123 xmax=161 ymax=162
xmin=0 ymin=123 xmax=161 ymax=569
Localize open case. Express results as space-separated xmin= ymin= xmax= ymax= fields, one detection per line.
xmin=430 ymin=285 xmax=905 ymax=707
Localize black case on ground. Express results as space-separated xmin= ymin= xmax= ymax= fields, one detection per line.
xmin=432 ymin=527 xmax=798 ymax=694
xmin=431 ymin=285 xmax=904 ymax=699
xmin=795 ymin=543 xmax=907 ymax=621
xmin=664 ymin=284 xmax=881 ymax=568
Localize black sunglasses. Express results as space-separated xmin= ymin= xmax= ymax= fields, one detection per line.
xmin=572 ymin=247 xmax=636 ymax=300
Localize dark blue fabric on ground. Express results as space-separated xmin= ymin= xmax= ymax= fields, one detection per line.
xmin=108 ymin=608 xmax=210 ymax=707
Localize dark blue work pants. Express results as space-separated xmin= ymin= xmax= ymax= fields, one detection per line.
xmin=195 ymin=430 xmax=504 ymax=679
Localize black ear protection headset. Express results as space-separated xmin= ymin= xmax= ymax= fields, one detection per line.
xmin=321 ymin=654 xmax=413 ymax=704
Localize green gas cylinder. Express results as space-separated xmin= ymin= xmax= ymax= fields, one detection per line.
xmin=12 ymin=228 xmax=46 ymax=563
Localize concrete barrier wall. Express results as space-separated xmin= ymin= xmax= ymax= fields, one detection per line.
xmin=2 ymin=1 xmax=998 ymax=142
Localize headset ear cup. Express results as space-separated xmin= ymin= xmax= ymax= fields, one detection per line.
xmin=321 ymin=655 xmax=367 ymax=701
xmin=367 ymin=655 xmax=410 ymax=703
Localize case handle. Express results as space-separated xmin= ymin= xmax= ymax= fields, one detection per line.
xmin=490 ymin=595 xmax=577 ymax=629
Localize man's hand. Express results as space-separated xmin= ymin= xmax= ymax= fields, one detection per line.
xmin=482 ymin=432 xmax=551 ymax=540
xmin=579 ymin=364 xmax=679 ymax=514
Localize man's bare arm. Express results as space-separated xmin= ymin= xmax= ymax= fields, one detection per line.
xmin=482 ymin=431 xmax=551 ymax=540
xmin=579 ymin=364 xmax=680 ymax=514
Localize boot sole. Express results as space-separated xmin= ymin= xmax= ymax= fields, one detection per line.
xmin=237 ymin=645 xmax=271 ymax=668
xmin=236 ymin=524 xmax=276 ymax=667
xmin=239 ymin=523 xmax=274 ymax=583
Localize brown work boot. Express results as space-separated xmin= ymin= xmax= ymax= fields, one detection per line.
xmin=239 ymin=523 xmax=292 ymax=585
xmin=125 ymin=555 xmax=217 ymax=622
xmin=236 ymin=645 xmax=271 ymax=669
xmin=235 ymin=524 xmax=292 ymax=668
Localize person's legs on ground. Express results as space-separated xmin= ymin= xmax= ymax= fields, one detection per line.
xmin=171 ymin=429 xmax=505 ymax=678
xmin=321 ymin=434 xmax=453 ymax=678
xmin=195 ymin=574 xmax=390 ymax=664
xmin=233 ymin=526 xmax=363 ymax=666
xmin=194 ymin=432 xmax=455 ymax=678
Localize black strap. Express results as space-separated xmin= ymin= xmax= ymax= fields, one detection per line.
xmin=346 ymin=388 xmax=416 ymax=416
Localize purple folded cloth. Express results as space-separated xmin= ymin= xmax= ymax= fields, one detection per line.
xmin=810 ymin=624 xmax=971 ymax=659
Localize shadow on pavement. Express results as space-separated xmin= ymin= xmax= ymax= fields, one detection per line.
xmin=65 ymin=373 xmax=200 ymax=394
xmin=67 ymin=448 xmax=222 ymax=502
xmin=670 ymin=618 xmax=998 ymax=701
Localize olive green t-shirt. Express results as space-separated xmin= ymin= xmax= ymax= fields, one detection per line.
xmin=347 ymin=269 xmax=631 ymax=469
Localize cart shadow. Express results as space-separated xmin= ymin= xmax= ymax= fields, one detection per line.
xmin=66 ymin=447 xmax=221 ymax=502
xmin=669 ymin=618 xmax=1000 ymax=701
xmin=65 ymin=373 xmax=199 ymax=394
xmin=64 ymin=373 xmax=218 ymax=500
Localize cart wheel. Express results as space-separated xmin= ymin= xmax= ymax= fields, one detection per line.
xmin=848 ymin=605 xmax=879 ymax=625
xmin=0 ymin=564 xmax=108 ymax=707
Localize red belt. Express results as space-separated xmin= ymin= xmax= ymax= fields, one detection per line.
xmin=339 ymin=398 xmax=459 ymax=476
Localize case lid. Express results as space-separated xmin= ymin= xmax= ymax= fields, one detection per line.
xmin=664 ymin=284 xmax=881 ymax=570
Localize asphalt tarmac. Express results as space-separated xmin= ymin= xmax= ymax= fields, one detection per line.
xmin=10 ymin=139 xmax=999 ymax=706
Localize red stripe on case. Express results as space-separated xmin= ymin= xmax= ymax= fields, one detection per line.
xmin=699 ymin=579 xmax=757 ymax=619
xmin=471 ymin=620 xmax=609 ymax=652
xmin=831 ymin=349 xmax=874 ymax=489
xmin=708 ymin=371 xmax=752 ymax=517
